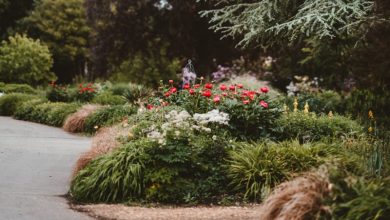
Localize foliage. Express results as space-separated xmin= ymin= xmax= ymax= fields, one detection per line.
xmin=91 ymin=91 xmax=126 ymax=105
xmin=109 ymin=39 xmax=181 ymax=87
xmin=0 ymin=83 xmax=37 ymax=94
xmin=72 ymin=107 xmax=232 ymax=204
xmin=274 ymin=112 xmax=363 ymax=142
xmin=201 ymin=0 xmax=375 ymax=47
xmin=75 ymin=83 xmax=97 ymax=102
xmin=283 ymin=91 xmax=343 ymax=114
xmin=0 ymin=0 xmax=34 ymax=39
xmin=122 ymin=83 xmax=152 ymax=104
xmin=13 ymin=99 xmax=47 ymax=121
xmin=148 ymin=80 xmax=282 ymax=140
xmin=21 ymin=0 xmax=90 ymax=81
xmin=0 ymin=93 xmax=41 ymax=116
xmin=17 ymin=102 xmax=80 ymax=127
xmin=0 ymin=34 xmax=55 ymax=86
xmin=84 ymin=105 xmax=137 ymax=133
xmin=46 ymin=81 xmax=69 ymax=102
xmin=70 ymin=139 xmax=149 ymax=202
xmin=327 ymin=169 xmax=390 ymax=220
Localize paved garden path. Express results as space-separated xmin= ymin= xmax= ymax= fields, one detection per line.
xmin=0 ymin=117 xmax=93 ymax=220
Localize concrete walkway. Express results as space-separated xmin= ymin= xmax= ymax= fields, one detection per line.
xmin=0 ymin=117 xmax=93 ymax=220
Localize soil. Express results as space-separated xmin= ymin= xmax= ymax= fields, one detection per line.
xmin=72 ymin=204 xmax=262 ymax=220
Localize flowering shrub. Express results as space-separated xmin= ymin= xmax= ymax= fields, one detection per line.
xmin=71 ymin=107 xmax=233 ymax=204
xmin=148 ymin=80 xmax=282 ymax=140
xmin=75 ymin=83 xmax=97 ymax=102
xmin=47 ymin=81 xmax=69 ymax=102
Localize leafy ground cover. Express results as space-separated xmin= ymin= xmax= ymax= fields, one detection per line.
xmin=0 ymin=81 xmax=388 ymax=220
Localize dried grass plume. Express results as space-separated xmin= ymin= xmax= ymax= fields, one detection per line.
xmin=258 ymin=167 xmax=332 ymax=220
xmin=63 ymin=104 xmax=101 ymax=133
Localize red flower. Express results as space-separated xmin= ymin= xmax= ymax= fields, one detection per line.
xmin=260 ymin=100 xmax=269 ymax=108
xmin=213 ymin=95 xmax=221 ymax=103
xmin=194 ymin=84 xmax=200 ymax=89
xmin=202 ymin=90 xmax=212 ymax=98
xmin=147 ymin=104 xmax=154 ymax=110
xmin=189 ymin=89 xmax=196 ymax=95
xmin=242 ymin=90 xmax=249 ymax=96
xmin=164 ymin=92 xmax=171 ymax=97
xmin=237 ymin=84 xmax=243 ymax=89
xmin=205 ymin=83 xmax=213 ymax=89
xmin=222 ymin=92 xmax=228 ymax=97
xmin=183 ymin=84 xmax=190 ymax=90
xmin=169 ymin=80 xmax=174 ymax=84
xmin=170 ymin=87 xmax=177 ymax=93
xmin=229 ymin=85 xmax=235 ymax=91
xmin=220 ymin=84 xmax=227 ymax=91
xmin=243 ymin=100 xmax=250 ymax=105
xmin=260 ymin=87 xmax=269 ymax=93
xmin=87 ymin=83 xmax=93 ymax=87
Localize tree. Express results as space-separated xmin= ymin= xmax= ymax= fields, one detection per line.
xmin=0 ymin=0 xmax=34 ymax=39
xmin=21 ymin=0 xmax=90 ymax=82
xmin=201 ymin=0 xmax=390 ymax=89
xmin=0 ymin=34 xmax=55 ymax=85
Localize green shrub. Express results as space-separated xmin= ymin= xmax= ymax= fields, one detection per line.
xmin=19 ymin=102 xmax=80 ymax=127
xmin=0 ymin=84 xmax=37 ymax=94
xmin=328 ymin=170 xmax=390 ymax=220
xmin=46 ymin=82 xmax=69 ymax=102
xmin=109 ymin=83 xmax=130 ymax=96
xmin=283 ymin=91 xmax=343 ymax=114
xmin=122 ymin=83 xmax=152 ymax=104
xmin=71 ymin=108 xmax=232 ymax=204
xmin=0 ymin=34 xmax=55 ymax=86
xmin=0 ymin=93 xmax=41 ymax=116
xmin=227 ymin=140 xmax=364 ymax=202
xmin=84 ymin=105 xmax=137 ymax=133
xmin=13 ymin=99 xmax=47 ymax=121
xmin=91 ymin=91 xmax=126 ymax=105
xmin=274 ymin=112 xmax=363 ymax=142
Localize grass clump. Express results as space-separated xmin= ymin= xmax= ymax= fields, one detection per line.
xmin=274 ymin=112 xmax=363 ymax=142
xmin=84 ymin=105 xmax=137 ymax=133
xmin=0 ymin=93 xmax=42 ymax=116
xmin=63 ymin=104 xmax=101 ymax=133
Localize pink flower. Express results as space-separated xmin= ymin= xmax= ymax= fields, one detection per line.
xmin=170 ymin=87 xmax=177 ymax=93
xmin=189 ymin=89 xmax=196 ymax=95
xmin=237 ymin=84 xmax=243 ymax=89
xmin=213 ymin=95 xmax=221 ymax=103
xmin=260 ymin=87 xmax=269 ymax=93
xmin=220 ymin=84 xmax=227 ymax=91
xmin=229 ymin=85 xmax=235 ymax=91
xmin=260 ymin=100 xmax=269 ymax=108
xmin=205 ymin=83 xmax=213 ymax=89
xmin=202 ymin=90 xmax=212 ymax=98
xmin=169 ymin=80 xmax=174 ymax=84
xmin=222 ymin=92 xmax=228 ymax=97
xmin=243 ymin=100 xmax=250 ymax=105
xmin=194 ymin=84 xmax=200 ymax=89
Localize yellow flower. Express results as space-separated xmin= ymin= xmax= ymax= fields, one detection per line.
xmin=368 ymin=110 xmax=374 ymax=119
xmin=293 ymin=98 xmax=298 ymax=112
xmin=304 ymin=102 xmax=309 ymax=114
xmin=368 ymin=126 xmax=373 ymax=133
xmin=328 ymin=111 xmax=333 ymax=118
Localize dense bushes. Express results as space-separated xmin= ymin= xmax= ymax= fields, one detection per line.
xmin=84 ymin=105 xmax=137 ymax=133
xmin=0 ymin=93 xmax=42 ymax=116
xmin=14 ymin=101 xmax=80 ymax=127
xmin=274 ymin=112 xmax=362 ymax=142
xmin=91 ymin=91 xmax=126 ymax=105
xmin=0 ymin=83 xmax=37 ymax=94
xmin=0 ymin=34 xmax=55 ymax=85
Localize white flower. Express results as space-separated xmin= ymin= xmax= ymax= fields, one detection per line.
xmin=175 ymin=130 xmax=181 ymax=136
xmin=212 ymin=135 xmax=217 ymax=141
xmin=193 ymin=109 xmax=229 ymax=125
